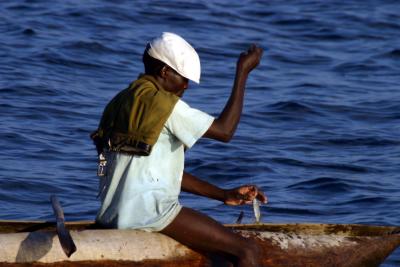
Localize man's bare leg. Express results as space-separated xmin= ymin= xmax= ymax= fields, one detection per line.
xmin=160 ymin=207 xmax=261 ymax=267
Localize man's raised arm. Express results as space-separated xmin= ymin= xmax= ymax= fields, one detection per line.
xmin=203 ymin=44 xmax=263 ymax=142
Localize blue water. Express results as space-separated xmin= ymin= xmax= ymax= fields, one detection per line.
xmin=1 ymin=0 xmax=399 ymax=265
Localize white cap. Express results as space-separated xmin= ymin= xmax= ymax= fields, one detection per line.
xmin=147 ymin=32 xmax=201 ymax=84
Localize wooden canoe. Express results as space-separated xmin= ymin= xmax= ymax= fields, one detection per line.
xmin=0 ymin=220 xmax=399 ymax=266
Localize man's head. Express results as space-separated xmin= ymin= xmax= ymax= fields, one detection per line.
xmin=142 ymin=32 xmax=200 ymax=96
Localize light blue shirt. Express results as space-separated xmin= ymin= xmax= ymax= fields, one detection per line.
xmin=96 ymin=99 xmax=214 ymax=231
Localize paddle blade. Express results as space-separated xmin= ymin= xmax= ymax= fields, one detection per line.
xmin=56 ymin=222 xmax=76 ymax=257
xmin=50 ymin=195 xmax=77 ymax=257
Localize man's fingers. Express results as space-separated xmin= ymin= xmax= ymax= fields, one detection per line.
xmin=248 ymin=44 xmax=263 ymax=55
xmin=233 ymin=185 xmax=267 ymax=205
xmin=245 ymin=185 xmax=267 ymax=204
xmin=257 ymin=190 xmax=268 ymax=204
xmin=243 ymin=44 xmax=263 ymax=58
xmin=238 ymin=185 xmax=257 ymax=201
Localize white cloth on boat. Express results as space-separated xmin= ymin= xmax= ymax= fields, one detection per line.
xmin=96 ymin=99 xmax=214 ymax=231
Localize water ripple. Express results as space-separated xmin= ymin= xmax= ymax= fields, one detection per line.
xmin=1 ymin=1 xmax=400 ymax=265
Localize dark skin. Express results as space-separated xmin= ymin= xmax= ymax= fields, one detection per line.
xmin=154 ymin=44 xmax=265 ymax=267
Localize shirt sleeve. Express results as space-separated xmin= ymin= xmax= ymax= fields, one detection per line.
xmin=165 ymin=99 xmax=214 ymax=149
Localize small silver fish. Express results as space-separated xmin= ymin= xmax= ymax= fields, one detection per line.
xmin=253 ymin=198 xmax=261 ymax=223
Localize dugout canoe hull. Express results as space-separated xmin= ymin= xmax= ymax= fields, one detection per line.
xmin=0 ymin=220 xmax=399 ymax=267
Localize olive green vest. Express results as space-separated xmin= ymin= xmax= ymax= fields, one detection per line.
xmin=97 ymin=74 xmax=179 ymax=156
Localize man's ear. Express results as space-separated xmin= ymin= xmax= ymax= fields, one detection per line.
xmin=160 ymin=65 xmax=169 ymax=79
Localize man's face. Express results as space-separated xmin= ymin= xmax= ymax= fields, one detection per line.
xmin=163 ymin=67 xmax=189 ymax=97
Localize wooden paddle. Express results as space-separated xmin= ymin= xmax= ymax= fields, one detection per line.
xmin=50 ymin=195 xmax=77 ymax=257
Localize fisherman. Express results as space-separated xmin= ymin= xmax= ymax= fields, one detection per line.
xmin=92 ymin=32 xmax=266 ymax=267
